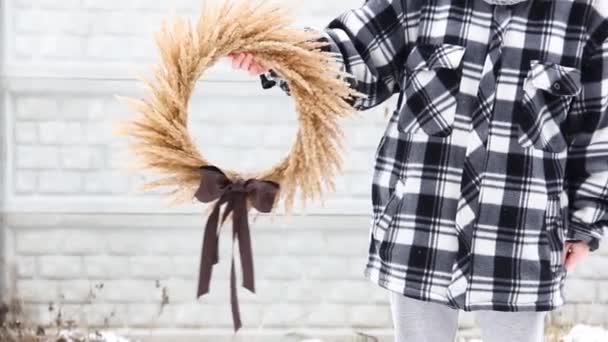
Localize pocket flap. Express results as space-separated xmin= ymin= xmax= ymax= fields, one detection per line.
xmin=406 ymin=43 xmax=466 ymax=71
xmin=529 ymin=60 xmax=582 ymax=96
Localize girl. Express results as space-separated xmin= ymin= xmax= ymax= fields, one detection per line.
xmin=230 ymin=1 xmax=607 ymax=341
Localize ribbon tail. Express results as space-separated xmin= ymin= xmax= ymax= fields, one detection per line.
xmin=234 ymin=195 xmax=255 ymax=293
xmin=197 ymin=202 xmax=222 ymax=298
xmin=230 ymin=256 xmax=242 ymax=332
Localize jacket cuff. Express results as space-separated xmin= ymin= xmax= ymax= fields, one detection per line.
xmin=260 ymin=70 xmax=278 ymax=89
xmin=260 ymin=70 xmax=291 ymax=95
xmin=567 ymin=221 xmax=601 ymax=251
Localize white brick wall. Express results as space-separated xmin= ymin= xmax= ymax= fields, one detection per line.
xmin=1 ymin=0 xmax=607 ymax=341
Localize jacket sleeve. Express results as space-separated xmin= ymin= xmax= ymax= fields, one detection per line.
xmin=261 ymin=0 xmax=409 ymax=111
xmin=565 ymin=37 xmax=608 ymax=251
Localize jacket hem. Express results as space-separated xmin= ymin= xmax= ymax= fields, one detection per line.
xmin=364 ymin=266 xmax=564 ymax=312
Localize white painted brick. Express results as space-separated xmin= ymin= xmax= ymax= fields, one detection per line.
xmin=128 ymin=35 xmax=157 ymax=60
xmin=173 ymin=303 xmax=257 ymax=328
xmin=325 ymin=281 xmax=385 ymax=304
xmin=60 ymin=146 xmax=105 ymax=170
xmin=62 ymin=230 xmax=106 ymax=255
xmin=16 ymin=256 xmax=37 ymax=278
xmin=171 ymin=256 xmax=198 ymax=279
xmin=107 ymin=144 xmax=131 ymax=170
xmin=84 ymin=171 xmax=131 ymax=194
xmin=102 ymin=280 xmax=163 ymax=303
xmin=15 ymin=171 xmax=38 ymax=193
xmin=253 ymin=233 xmax=287 ymax=256
xmin=548 ymin=306 xmax=578 ymax=327
xmin=303 ymin=256 xmax=365 ymax=280
xmin=106 ymin=230 xmax=200 ymax=255
xmin=162 ymin=278 xmax=198 ymax=303
xmin=132 ymin=0 xmax=199 ymax=10
xmin=284 ymin=280 xmax=323 ymax=303
xmin=570 ymin=255 xmax=608 ymax=279
xmin=284 ymin=232 xmax=327 ymax=255
xmin=174 ymin=303 xmax=207 ymax=327
xmin=576 ymin=304 xmax=608 ymax=325
xmin=600 ymin=282 xmax=608 ymax=303
xmin=16 ymin=230 xmax=62 ymax=254
xmin=582 ymin=256 xmax=608 ymax=279
xmin=128 ymin=303 xmax=175 ymax=328
xmin=16 ymin=146 xmax=59 ymax=169
xmin=348 ymin=304 xmax=391 ymax=327
xmin=39 ymin=171 xmax=82 ymax=193
xmin=210 ymin=303 xmax=263 ymax=327
xmin=16 ymin=96 xmax=59 ymax=120
xmin=39 ymin=255 xmax=82 ymax=279
xmin=106 ymin=231 xmax=154 ymax=255
xmin=82 ymin=122 xmax=115 ymax=144
xmin=259 ymin=257 xmax=303 ymax=280
xmin=15 ymin=10 xmax=57 ymax=33
xmin=83 ymin=0 xmax=135 ymax=10
xmin=18 ymin=279 xmax=59 ymax=302
xmin=351 ymin=172 xmax=373 ymax=196
xmin=241 ymin=279 xmax=286 ymax=304
xmin=326 ymin=233 xmax=369 ymax=256
xmin=84 ymin=255 xmax=130 ymax=279
xmin=349 ymin=125 xmax=385 ymax=149
xmin=40 ymin=35 xmax=84 ymax=58
xmin=307 ymin=303 xmax=348 ymax=327
xmin=14 ymin=0 xmax=81 ymax=9
xmin=130 ymin=256 xmax=173 ymax=279
xmin=15 ymin=122 xmax=38 ymax=143
xmin=103 ymin=98 xmax=133 ymax=120
xmin=260 ymin=303 xmax=306 ymax=327
xmin=262 ymin=125 xmax=298 ymax=148
xmin=598 ymin=243 xmax=608 ymax=256
xmin=21 ymin=304 xmax=55 ymax=327
xmin=93 ymin=12 xmax=163 ymax=36
xmin=564 ymin=279 xmax=597 ymax=303
xmin=39 ymin=122 xmax=82 ymax=144
xmin=81 ymin=303 xmax=129 ymax=328
xmin=62 ymin=97 xmax=105 ymax=120
xmin=333 ymin=175 xmax=351 ymax=196
xmin=344 ymin=149 xmax=376 ymax=173
xmin=15 ymin=34 xmax=41 ymax=58
xmin=86 ymin=36 xmax=132 ymax=59
xmin=57 ymin=280 xmax=94 ymax=303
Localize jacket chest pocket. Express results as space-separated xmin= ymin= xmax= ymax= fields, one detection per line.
xmin=517 ymin=60 xmax=582 ymax=153
xmin=398 ymin=43 xmax=466 ymax=137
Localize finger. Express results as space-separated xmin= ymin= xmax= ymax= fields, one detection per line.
xmin=239 ymin=53 xmax=254 ymax=70
xmin=232 ymin=53 xmax=246 ymax=69
xmin=573 ymin=242 xmax=590 ymax=254
xmin=564 ymin=243 xmax=590 ymax=271
xmin=564 ymin=249 xmax=582 ymax=271
xmin=249 ymin=62 xmax=265 ymax=75
xmin=563 ymin=242 xmax=574 ymax=265
xmin=249 ymin=65 xmax=262 ymax=75
xmin=254 ymin=59 xmax=268 ymax=71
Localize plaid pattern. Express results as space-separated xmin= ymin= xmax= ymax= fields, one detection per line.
xmin=264 ymin=0 xmax=608 ymax=311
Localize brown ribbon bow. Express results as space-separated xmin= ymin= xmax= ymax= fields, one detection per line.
xmin=194 ymin=166 xmax=279 ymax=331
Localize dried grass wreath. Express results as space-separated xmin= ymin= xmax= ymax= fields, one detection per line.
xmin=120 ymin=0 xmax=358 ymax=208
xmin=118 ymin=0 xmax=360 ymax=331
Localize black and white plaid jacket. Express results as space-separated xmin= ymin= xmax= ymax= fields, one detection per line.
xmin=263 ymin=0 xmax=608 ymax=312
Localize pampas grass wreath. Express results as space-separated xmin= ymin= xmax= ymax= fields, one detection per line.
xmin=117 ymin=0 xmax=360 ymax=210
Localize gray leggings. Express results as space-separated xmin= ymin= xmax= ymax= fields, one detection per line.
xmin=390 ymin=292 xmax=546 ymax=342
